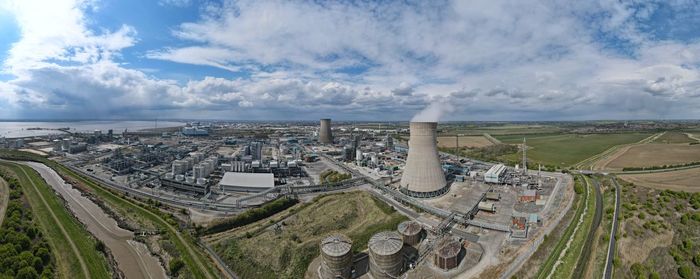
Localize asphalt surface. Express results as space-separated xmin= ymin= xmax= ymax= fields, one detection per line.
xmin=604 ymin=178 xmax=621 ymax=279
xmin=572 ymin=176 xmax=603 ymax=278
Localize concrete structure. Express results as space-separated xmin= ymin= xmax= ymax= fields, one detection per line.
xmin=478 ymin=201 xmax=496 ymax=212
xmin=368 ymin=231 xmax=404 ymax=279
xmin=400 ymin=122 xmax=448 ymax=198
xmin=397 ymin=221 xmax=422 ymax=246
xmin=320 ymin=234 xmax=353 ymax=279
xmin=484 ymin=163 xmax=507 ymax=184
xmin=519 ymin=189 xmax=538 ymax=202
xmin=319 ymin=118 xmax=333 ymax=144
xmin=433 ymin=237 xmax=462 ymax=270
xmin=219 ymin=172 xmax=274 ymax=192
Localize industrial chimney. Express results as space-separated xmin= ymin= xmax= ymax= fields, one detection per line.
xmin=319 ymin=118 xmax=333 ymax=144
xmin=400 ymin=122 xmax=448 ymax=198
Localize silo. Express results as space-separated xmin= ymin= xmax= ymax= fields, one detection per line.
xmin=320 ymin=234 xmax=353 ymax=279
xmin=400 ymin=122 xmax=448 ymax=198
xmin=319 ymin=118 xmax=333 ymax=144
xmin=433 ymin=237 xmax=462 ymax=270
xmin=397 ymin=221 xmax=423 ymax=246
xmin=369 ymin=231 xmax=403 ymax=279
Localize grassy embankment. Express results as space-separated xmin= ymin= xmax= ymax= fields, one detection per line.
xmin=0 ymin=150 xmax=220 ymax=279
xmin=0 ymin=162 xmax=112 ymax=279
xmin=534 ymin=175 xmax=592 ymax=279
xmin=208 ymin=191 xmax=408 ymax=279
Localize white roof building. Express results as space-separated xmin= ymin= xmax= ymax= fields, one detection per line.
xmin=219 ymin=172 xmax=274 ymax=192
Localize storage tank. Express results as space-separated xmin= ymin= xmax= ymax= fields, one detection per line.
xmin=320 ymin=234 xmax=353 ymax=279
xmin=400 ymin=122 xmax=448 ymax=198
xmin=164 ymin=173 xmax=174 ymax=180
xmin=185 ymin=176 xmax=195 ymax=184
xmin=196 ymin=178 xmax=206 ymax=185
xmin=397 ymin=221 xmax=423 ymax=246
xmin=478 ymin=201 xmax=496 ymax=212
xmin=368 ymin=231 xmax=403 ymax=279
xmin=175 ymin=174 xmax=184 ymax=181
xmin=433 ymin=237 xmax=462 ymax=270
xmin=319 ymin=118 xmax=333 ymax=144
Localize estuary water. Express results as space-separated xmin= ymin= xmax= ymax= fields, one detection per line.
xmin=0 ymin=120 xmax=184 ymax=138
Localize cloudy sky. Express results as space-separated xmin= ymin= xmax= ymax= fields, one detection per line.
xmin=1 ymin=0 xmax=700 ymax=121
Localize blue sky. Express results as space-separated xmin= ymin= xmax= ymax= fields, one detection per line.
xmin=1 ymin=0 xmax=700 ymax=121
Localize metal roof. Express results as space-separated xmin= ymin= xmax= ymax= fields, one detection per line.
xmin=369 ymin=231 xmax=403 ymax=255
xmin=219 ymin=172 xmax=274 ymax=189
xmin=397 ymin=221 xmax=422 ymax=235
xmin=321 ymin=234 xmax=352 ymax=257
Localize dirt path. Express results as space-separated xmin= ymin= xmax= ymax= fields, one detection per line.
xmin=578 ymin=132 xmax=664 ymax=171
xmin=24 ymin=162 xmax=167 ymax=279
xmin=686 ymin=133 xmax=700 ymax=142
xmin=0 ymin=178 xmax=9 ymax=227
xmin=17 ymin=165 xmax=91 ymax=279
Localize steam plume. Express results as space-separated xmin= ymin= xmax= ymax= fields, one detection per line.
xmin=411 ymin=101 xmax=454 ymax=122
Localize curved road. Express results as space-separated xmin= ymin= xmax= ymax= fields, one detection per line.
xmin=604 ymin=178 xmax=621 ymax=279
xmin=572 ymin=176 xmax=603 ymax=278
xmin=0 ymin=178 xmax=9 ymax=227
xmin=24 ymin=162 xmax=167 ymax=279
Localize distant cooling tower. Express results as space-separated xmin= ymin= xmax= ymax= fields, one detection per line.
xmin=319 ymin=118 xmax=333 ymax=144
xmin=400 ymin=122 xmax=448 ymax=198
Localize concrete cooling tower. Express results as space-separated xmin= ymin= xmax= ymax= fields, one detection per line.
xmin=400 ymin=122 xmax=448 ymax=198
xmin=319 ymin=118 xmax=333 ymax=144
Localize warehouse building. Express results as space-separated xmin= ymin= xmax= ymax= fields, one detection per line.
xmin=219 ymin=172 xmax=274 ymax=192
xmin=484 ymin=164 xmax=507 ymax=184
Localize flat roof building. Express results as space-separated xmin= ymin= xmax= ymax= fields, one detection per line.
xmin=484 ymin=164 xmax=507 ymax=184
xmin=219 ymin=172 xmax=274 ymax=193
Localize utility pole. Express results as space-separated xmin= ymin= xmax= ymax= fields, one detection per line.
xmin=522 ymin=138 xmax=527 ymax=175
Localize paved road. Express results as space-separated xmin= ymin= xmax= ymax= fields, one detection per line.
xmin=604 ymin=178 xmax=621 ymax=279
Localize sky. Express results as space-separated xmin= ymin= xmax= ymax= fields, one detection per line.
xmin=1 ymin=0 xmax=700 ymax=121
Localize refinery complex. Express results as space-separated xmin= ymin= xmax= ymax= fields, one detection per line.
xmin=3 ymin=118 xmax=572 ymax=279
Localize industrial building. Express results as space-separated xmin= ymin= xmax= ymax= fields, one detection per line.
xmin=368 ymin=231 xmax=404 ymax=279
xmin=484 ymin=163 xmax=507 ymax=183
xmin=319 ymin=118 xmax=333 ymax=144
xmin=218 ymin=172 xmax=274 ymax=192
xmin=400 ymin=122 xmax=449 ymax=198
xmin=397 ymin=220 xmax=423 ymax=246
xmin=319 ymin=234 xmax=353 ymax=279
xmin=433 ymin=237 xmax=462 ymax=271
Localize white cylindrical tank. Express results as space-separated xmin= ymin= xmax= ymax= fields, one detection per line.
xmin=175 ymin=174 xmax=184 ymax=181
xmin=186 ymin=176 xmax=195 ymax=184
xmin=165 ymin=173 xmax=174 ymax=180
xmin=196 ymin=178 xmax=206 ymax=185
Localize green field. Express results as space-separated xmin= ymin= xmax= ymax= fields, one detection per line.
xmin=0 ymin=150 xmax=221 ymax=279
xmin=495 ymin=133 xmax=653 ymax=167
xmin=653 ymin=131 xmax=698 ymax=144
xmin=210 ymin=191 xmax=408 ymax=279
xmin=0 ymin=162 xmax=112 ymax=279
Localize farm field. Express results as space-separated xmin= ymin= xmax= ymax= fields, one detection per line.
xmin=605 ymin=144 xmax=700 ymax=170
xmin=619 ymin=168 xmax=700 ymax=192
xmin=495 ymin=133 xmax=653 ymax=168
xmin=436 ymin=135 xmax=493 ymax=148
xmin=653 ymin=131 xmax=698 ymax=144
xmin=207 ymin=191 xmax=408 ymax=279
xmin=442 ymin=124 xmax=563 ymax=136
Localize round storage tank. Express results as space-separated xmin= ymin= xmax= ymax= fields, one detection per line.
xmin=397 ymin=221 xmax=423 ymax=246
xmin=196 ymin=178 xmax=206 ymax=185
xmin=320 ymin=234 xmax=353 ymax=279
xmin=368 ymin=231 xmax=403 ymax=279
xmin=433 ymin=237 xmax=462 ymax=270
xmin=185 ymin=176 xmax=195 ymax=184
xmin=164 ymin=173 xmax=174 ymax=180
xmin=175 ymin=174 xmax=184 ymax=181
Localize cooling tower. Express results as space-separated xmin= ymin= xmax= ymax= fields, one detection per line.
xmin=319 ymin=118 xmax=333 ymax=144
xmin=400 ymin=122 xmax=448 ymax=198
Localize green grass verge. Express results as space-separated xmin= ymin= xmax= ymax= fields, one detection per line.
xmin=555 ymin=176 xmax=598 ymax=278
xmin=496 ymin=133 xmax=653 ymax=168
xmin=535 ymin=175 xmax=590 ymax=279
xmin=0 ymin=162 xmax=112 ymax=279
xmin=0 ymin=150 xmax=220 ymax=279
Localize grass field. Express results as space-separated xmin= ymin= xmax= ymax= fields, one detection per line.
xmin=209 ymin=191 xmax=408 ymax=279
xmin=441 ymin=124 xmax=563 ymax=136
xmin=436 ymin=135 xmax=493 ymax=148
xmin=0 ymin=162 xmax=112 ymax=279
xmin=0 ymin=150 xmax=221 ymax=279
xmin=495 ymin=133 xmax=653 ymax=168
xmin=619 ymin=167 xmax=700 ymax=192
xmin=653 ymin=131 xmax=698 ymax=144
xmin=605 ymin=144 xmax=700 ymax=170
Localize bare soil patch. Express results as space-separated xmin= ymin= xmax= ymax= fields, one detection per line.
xmin=606 ymin=144 xmax=700 ymax=170
xmin=620 ymin=167 xmax=700 ymax=192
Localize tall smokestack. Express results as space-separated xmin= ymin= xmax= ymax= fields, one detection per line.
xmin=319 ymin=118 xmax=333 ymax=144
xmin=400 ymin=122 xmax=448 ymax=198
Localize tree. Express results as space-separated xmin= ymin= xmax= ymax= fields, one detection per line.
xmin=169 ymin=258 xmax=184 ymax=276
xmin=15 ymin=266 xmax=38 ymax=279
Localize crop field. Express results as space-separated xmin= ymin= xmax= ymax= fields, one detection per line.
xmin=0 ymin=162 xmax=112 ymax=279
xmin=436 ymin=135 xmax=493 ymax=148
xmin=495 ymin=133 xmax=653 ymax=168
xmin=653 ymin=131 xmax=698 ymax=144
xmin=441 ymin=124 xmax=563 ymax=136
xmin=619 ymin=167 xmax=700 ymax=192
xmin=604 ymin=144 xmax=700 ymax=170
xmin=208 ymin=191 xmax=408 ymax=279
xmin=615 ymin=180 xmax=700 ymax=279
